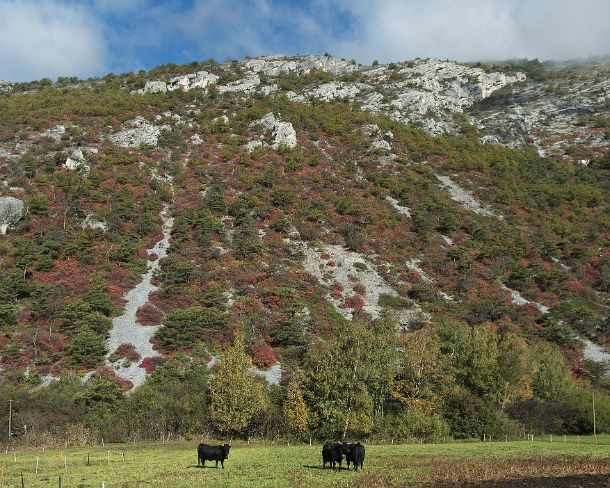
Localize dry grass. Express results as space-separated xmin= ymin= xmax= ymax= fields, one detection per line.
xmin=357 ymin=455 xmax=610 ymax=487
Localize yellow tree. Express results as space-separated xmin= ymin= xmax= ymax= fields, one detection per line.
xmin=209 ymin=330 xmax=268 ymax=436
xmin=391 ymin=324 xmax=447 ymax=413
xmin=283 ymin=376 xmax=309 ymax=438
xmin=496 ymin=332 xmax=535 ymax=408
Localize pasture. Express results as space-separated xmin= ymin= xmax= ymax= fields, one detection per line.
xmin=0 ymin=436 xmax=608 ymax=487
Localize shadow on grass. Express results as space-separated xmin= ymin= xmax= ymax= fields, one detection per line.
xmin=302 ymin=465 xmax=348 ymax=470
xmin=188 ymin=464 xmax=226 ymax=469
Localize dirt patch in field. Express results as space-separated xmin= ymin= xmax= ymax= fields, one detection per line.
xmin=355 ymin=456 xmax=610 ymax=487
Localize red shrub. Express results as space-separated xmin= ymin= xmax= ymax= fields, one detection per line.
xmin=136 ymin=303 xmax=164 ymax=326
xmin=331 ymin=290 xmax=343 ymax=300
xmin=353 ymin=283 xmax=366 ymax=295
xmin=341 ymin=295 xmax=365 ymax=310
xmin=251 ymin=342 xmax=278 ymax=369
xmin=113 ymin=343 xmax=141 ymax=362
xmin=139 ymin=356 xmax=166 ymax=374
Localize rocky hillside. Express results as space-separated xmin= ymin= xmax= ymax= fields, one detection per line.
xmin=0 ymin=54 xmax=609 ymax=395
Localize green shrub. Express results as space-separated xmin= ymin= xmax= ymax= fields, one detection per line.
xmin=394 ymin=408 xmax=449 ymax=441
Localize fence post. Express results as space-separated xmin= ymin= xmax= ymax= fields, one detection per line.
xmin=59 ymin=476 xmax=61 ymax=488
xmin=20 ymin=471 xmax=24 ymax=488
xmin=36 ymin=457 xmax=39 ymax=473
xmin=122 ymin=452 xmax=125 ymax=463
xmin=107 ymin=450 xmax=110 ymax=464
xmin=87 ymin=453 xmax=90 ymax=466
xmin=564 ymin=435 xmax=566 ymax=443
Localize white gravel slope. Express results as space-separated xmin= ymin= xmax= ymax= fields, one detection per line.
xmin=106 ymin=205 xmax=174 ymax=388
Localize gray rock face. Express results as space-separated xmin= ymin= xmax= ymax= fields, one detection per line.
xmin=355 ymin=59 xmax=526 ymax=135
xmin=218 ymin=74 xmax=261 ymax=94
xmin=474 ymin=69 xmax=610 ymax=157
xmin=244 ymin=54 xmax=358 ymax=77
xmin=0 ymin=81 xmax=12 ymax=93
xmin=169 ymin=71 xmax=218 ymax=91
xmin=139 ymin=80 xmax=168 ymax=94
xmin=64 ymin=147 xmax=90 ymax=174
xmin=41 ymin=125 xmax=66 ymax=142
xmin=109 ymin=116 xmax=169 ymax=148
xmin=245 ymin=139 xmax=264 ymax=153
xmin=307 ymin=82 xmax=363 ymax=101
xmin=81 ymin=214 xmax=108 ymax=232
xmin=127 ymin=54 xmax=608 ymax=159
xmin=256 ymin=113 xmax=297 ymax=149
xmin=137 ymin=71 xmax=219 ymax=94
xmin=0 ymin=196 xmax=24 ymax=234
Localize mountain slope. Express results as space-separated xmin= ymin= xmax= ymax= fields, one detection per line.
xmin=0 ymin=54 xmax=608 ymax=441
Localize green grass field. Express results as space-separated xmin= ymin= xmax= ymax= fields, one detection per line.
xmin=1 ymin=436 xmax=608 ymax=487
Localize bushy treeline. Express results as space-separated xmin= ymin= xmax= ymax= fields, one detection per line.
xmin=0 ymin=321 xmax=607 ymax=446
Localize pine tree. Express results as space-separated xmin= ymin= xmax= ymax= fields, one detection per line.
xmin=209 ymin=330 xmax=268 ymax=436
xmin=283 ymin=377 xmax=309 ymax=438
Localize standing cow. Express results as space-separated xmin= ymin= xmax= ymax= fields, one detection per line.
xmin=197 ymin=443 xmax=231 ymax=468
xmin=342 ymin=442 xmax=365 ymax=471
xmin=322 ymin=442 xmax=344 ymax=469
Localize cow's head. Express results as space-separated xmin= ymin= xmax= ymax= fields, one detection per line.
xmin=222 ymin=444 xmax=231 ymax=458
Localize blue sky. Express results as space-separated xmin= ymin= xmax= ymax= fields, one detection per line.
xmin=1 ymin=0 xmax=610 ymax=81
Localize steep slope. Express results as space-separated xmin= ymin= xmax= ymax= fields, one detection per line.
xmin=0 ymin=54 xmax=608 ymax=394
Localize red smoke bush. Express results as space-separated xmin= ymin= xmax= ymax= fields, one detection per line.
xmin=136 ymin=303 xmax=164 ymax=326
xmin=251 ymin=342 xmax=278 ymax=369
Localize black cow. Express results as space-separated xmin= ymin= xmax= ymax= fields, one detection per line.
xmin=342 ymin=442 xmax=365 ymax=471
xmin=197 ymin=443 xmax=231 ymax=468
xmin=322 ymin=442 xmax=344 ymax=469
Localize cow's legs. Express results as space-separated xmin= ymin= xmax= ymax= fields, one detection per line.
xmin=202 ymin=460 xmax=205 ymax=468
xmin=221 ymin=460 xmax=224 ymax=469
xmin=215 ymin=460 xmax=219 ymax=468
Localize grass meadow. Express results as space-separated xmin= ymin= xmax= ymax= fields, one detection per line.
xmin=0 ymin=435 xmax=608 ymax=487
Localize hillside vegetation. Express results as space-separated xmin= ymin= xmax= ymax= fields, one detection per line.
xmin=0 ymin=55 xmax=608 ymax=445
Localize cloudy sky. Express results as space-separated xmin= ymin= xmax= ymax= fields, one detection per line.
xmin=1 ymin=0 xmax=609 ymax=81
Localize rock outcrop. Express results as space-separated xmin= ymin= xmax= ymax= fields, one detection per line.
xmin=109 ymin=116 xmax=169 ymax=148
xmin=81 ymin=214 xmax=108 ymax=232
xmin=0 ymin=196 xmax=24 ymax=234
xmin=137 ymin=71 xmax=219 ymax=94
xmin=244 ymin=54 xmax=358 ymax=77
xmin=41 ymin=125 xmax=66 ymax=142
xmin=256 ymin=113 xmax=297 ymax=149
xmin=218 ymin=74 xmax=261 ymax=94
xmin=64 ymin=147 xmax=92 ymax=174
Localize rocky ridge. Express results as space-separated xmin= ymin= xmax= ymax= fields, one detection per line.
xmin=135 ymin=54 xmax=610 ymax=161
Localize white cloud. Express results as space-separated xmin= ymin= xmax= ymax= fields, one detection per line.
xmin=0 ymin=0 xmax=107 ymax=81
xmin=331 ymin=0 xmax=610 ymax=63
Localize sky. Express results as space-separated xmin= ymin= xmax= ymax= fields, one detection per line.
xmin=1 ymin=0 xmax=610 ymax=81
